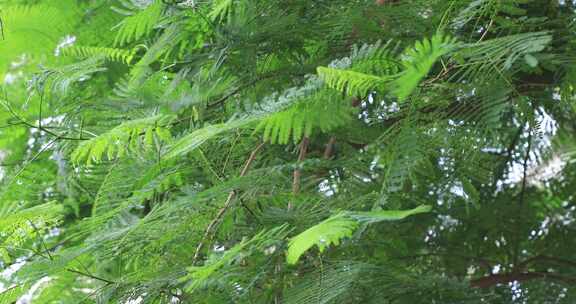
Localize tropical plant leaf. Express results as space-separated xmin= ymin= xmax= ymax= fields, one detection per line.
xmin=287 ymin=205 xmax=431 ymax=264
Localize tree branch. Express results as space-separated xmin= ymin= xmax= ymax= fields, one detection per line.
xmin=192 ymin=142 xmax=265 ymax=264
xmin=289 ymin=137 xmax=310 ymax=209
xmin=514 ymin=255 xmax=576 ymax=272
xmin=66 ymin=268 xmax=115 ymax=285
xmin=513 ymin=130 xmax=532 ymax=264
xmin=471 ymin=271 xmax=576 ymax=288
xmin=323 ymin=137 xmax=336 ymax=160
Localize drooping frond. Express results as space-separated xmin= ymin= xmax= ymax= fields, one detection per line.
xmin=317 ymin=34 xmax=456 ymax=100
xmin=392 ymin=33 xmax=457 ymax=100
xmin=2 ymin=0 xmax=576 ymax=302
xmin=286 ymin=205 xmax=431 ymax=264
xmin=31 ymin=56 xmax=106 ymax=99
xmin=0 ymin=1 xmax=79 ymax=73
xmin=114 ymin=0 xmax=164 ymax=46
xmin=209 ymin=0 xmax=235 ymax=21
xmin=317 ymin=40 xmax=398 ymax=97
xmin=165 ymin=117 xmax=258 ymax=159
xmin=255 ymin=90 xmax=353 ymax=144
xmin=284 ymin=262 xmax=364 ymax=304
xmin=60 ymin=45 xmax=137 ymax=64
xmin=128 ymin=23 xmax=184 ymax=84
xmin=317 ymin=67 xmax=389 ymax=97
xmin=180 ymin=226 xmax=289 ymax=293
xmin=72 ymin=114 xmax=175 ymax=164
xmin=0 ymin=202 xmax=62 ymax=228
xmin=452 ymin=31 xmax=552 ymax=81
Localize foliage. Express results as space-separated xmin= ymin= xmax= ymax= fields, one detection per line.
xmin=286 ymin=205 xmax=431 ymax=265
xmin=0 ymin=0 xmax=576 ymax=303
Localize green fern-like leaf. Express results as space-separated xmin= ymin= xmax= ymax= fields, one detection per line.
xmin=114 ymin=0 xmax=164 ymax=46
xmin=317 ymin=40 xmax=399 ymax=97
xmin=392 ymin=33 xmax=457 ymax=100
xmin=255 ymin=90 xmax=353 ymax=144
xmin=209 ymin=0 xmax=235 ymax=21
xmin=0 ymin=202 xmax=63 ymax=229
xmin=284 ymin=262 xmax=364 ymax=304
xmin=0 ymin=1 xmax=79 ymax=74
xmin=61 ymin=46 xmax=137 ymax=64
xmin=286 ymin=205 xmax=431 ymax=264
xmin=346 ymin=205 xmax=432 ymax=223
xmin=181 ymin=226 xmax=288 ymax=293
xmin=72 ymin=114 xmax=175 ymax=164
xmin=0 ymin=285 xmax=27 ymax=304
xmin=452 ymin=31 xmax=552 ymax=81
xmin=286 ymin=213 xmax=358 ymax=265
xmin=317 ymin=34 xmax=455 ymax=100
xmin=165 ymin=117 xmax=258 ymax=159
xmin=317 ymin=67 xmax=389 ymax=97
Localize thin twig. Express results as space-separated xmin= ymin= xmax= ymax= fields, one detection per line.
xmin=192 ymin=142 xmax=265 ymax=264
xmin=0 ymin=14 xmax=4 ymax=40
xmin=513 ymin=130 xmax=532 ymax=265
xmin=0 ymin=99 xmax=88 ymax=141
xmin=66 ymin=268 xmax=115 ymax=285
xmin=471 ymin=271 xmax=576 ymax=288
xmin=477 ymin=18 xmax=494 ymax=42
xmin=207 ymin=72 xmax=304 ymax=109
xmin=519 ymin=132 xmax=532 ymax=208
xmin=7 ymin=135 xmax=59 ymax=186
xmin=28 ymin=220 xmax=53 ymax=260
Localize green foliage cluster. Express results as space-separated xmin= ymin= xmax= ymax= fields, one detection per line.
xmin=0 ymin=0 xmax=576 ymax=303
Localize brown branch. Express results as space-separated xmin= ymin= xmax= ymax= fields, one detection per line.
xmin=518 ymin=131 xmax=532 ymax=208
xmin=392 ymin=253 xmax=494 ymax=273
xmin=513 ymin=131 xmax=532 ymax=265
xmin=323 ymin=137 xmax=336 ymax=160
xmin=192 ymin=142 xmax=265 ymax=264
xmin=471 ymin=271 xmax=576 ymax=288
xmin=515 ymin=255 xmax=576 ymax=272
xmin=472 ymin=253 xmax=576 ymax=288
xmin=535 ymin=256 xmax=576 ymax=268
xmin=375 ymin=0 xmax=400 ymax=5
xmin=290 ymin=137 xmax=310 ymax=209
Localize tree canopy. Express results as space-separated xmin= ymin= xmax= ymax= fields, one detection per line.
xmin=0 ymin=0 xmax=576 ymax=303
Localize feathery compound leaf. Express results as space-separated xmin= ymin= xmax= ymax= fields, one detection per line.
xmin=317 ymin=34 xmax=455 ymax=100
xmin=3 ymin=0 xmax=576 ymax=302
xmin=255 ymin=90 xmax=353 ymax=144
xmin=165 ymin=117 xmax=258 ymax=159
xmin=72 ymin=115 xmax=175 ymax=164
xmin=284 ymin=262 xmax=364 ymax=304
xmin=181 ymin=226 xmax=288 ymax=293
xmin=286 ymin=205 xmax=431 ymax=264
xmin=0 ymin=1 xmax=79 ymax=73
xmin=0 ymin=285 xmax=27 ymax=304
xmin=392 ymin=33 xmax=456 ymax=100
xmin=209 ymin=0 xmax=235 ymax=21
xmin=317 ymin=67 xmax=389 ymax=97
xmin=317 ymin=40 xmax=399 ymax=97
xmin=286 ymin=213 xmax=357 ymax=265
xmin=60 ymin=46 xmax=137 ymax=64
xmin=346 ymin=204 xmax=432 ymax=223
xmin=0 ymin=202 xmax=63 ymax=229
xmin=452 ymin=31 xmax=552 ymax=81
xmin=114 ymin=0 xmax=164 ymax=46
